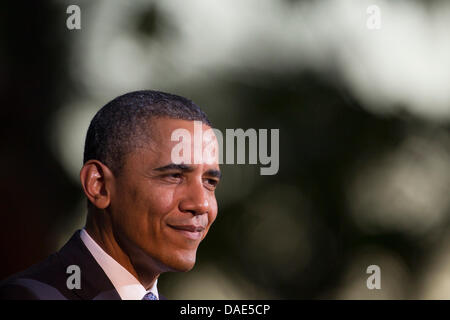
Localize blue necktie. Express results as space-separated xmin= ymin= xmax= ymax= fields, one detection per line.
xmin=142 ymin=292 xmax=158 ymax=300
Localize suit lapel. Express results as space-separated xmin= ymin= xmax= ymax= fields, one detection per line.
xmin=56 ymin=230 xmax=121 ymax=300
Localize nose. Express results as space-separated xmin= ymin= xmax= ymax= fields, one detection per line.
xmin=178 ymin=179 xmax=210 ymax=216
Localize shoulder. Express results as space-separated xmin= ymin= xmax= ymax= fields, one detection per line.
xmin=0 ymin=281 xmax=40 ymax=300
xmin=0 ymin=278 xmax=68 ymax=300
xmin=0 ymin=253 xmax=71 ymax=300
xmin=0 ymin=230 xmax=123 ymax=300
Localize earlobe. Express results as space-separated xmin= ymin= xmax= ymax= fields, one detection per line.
xmin=79 ymin=160 xmax=112 ymax=209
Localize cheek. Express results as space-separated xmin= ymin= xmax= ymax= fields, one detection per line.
xmin=113 ymin=181 xmax=176 ymax=230
xmin=207 ymin=197 xmax=219 ymax=226
xmin=146 ymin=189 xmax=176 ymax=221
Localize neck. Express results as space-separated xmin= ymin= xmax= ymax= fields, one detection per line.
xmin=85 ymin=210 xmax=160 ymax=290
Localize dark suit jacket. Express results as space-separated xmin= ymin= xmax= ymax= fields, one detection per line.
xmin=0 ymin=230 xmax=165 ymax=300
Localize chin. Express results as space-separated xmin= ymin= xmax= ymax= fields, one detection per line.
xmin=173 ymin=263 xmax=195 ymax=273
xmin=164 ymin=250 xmax=197 ymax=272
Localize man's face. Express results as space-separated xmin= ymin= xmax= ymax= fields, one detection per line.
xmin=108 ymin=118 xmax=220 ymax=273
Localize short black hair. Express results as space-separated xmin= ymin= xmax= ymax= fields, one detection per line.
xmin=83 ymin=90 xmax=211 ymax=174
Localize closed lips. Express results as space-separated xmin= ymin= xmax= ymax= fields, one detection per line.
xmin=168 ymin=225 xmax=205 ymax=232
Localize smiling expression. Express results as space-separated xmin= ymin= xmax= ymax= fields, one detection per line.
xmin=108 ymin=117 xmax=221 ymax=273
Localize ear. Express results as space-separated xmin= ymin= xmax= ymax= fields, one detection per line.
xmin=80 ymin=160 xmax=114 ymax=209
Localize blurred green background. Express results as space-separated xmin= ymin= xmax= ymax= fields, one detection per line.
xmin=1 ymin=0 xmax=449 ymax=299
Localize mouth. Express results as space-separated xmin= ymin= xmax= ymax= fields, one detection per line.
xmin=167 ymin=224 xmax=205 ymax=241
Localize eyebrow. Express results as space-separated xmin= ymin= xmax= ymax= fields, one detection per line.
xmin=154 ymin=163 xmax=195 ymax=172
xmin=205 ymin=169 xmax=222 ymax=180
xmin=153 ymin=163 xmax=222 ymax=179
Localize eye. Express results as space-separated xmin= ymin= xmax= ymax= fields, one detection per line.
xmin=203 ymin=178 xmax=219 ymax=190
xmin=162 ymin=172 xmax=183 ymax=183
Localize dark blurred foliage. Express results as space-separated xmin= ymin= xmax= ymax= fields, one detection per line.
xmin=0 ymin=2 xmax=82 ymax=277
xmin=169 ymin=72 xmax=434 ymax=298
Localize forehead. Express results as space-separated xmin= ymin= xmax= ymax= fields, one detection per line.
xmin=130 ymin=117 xmax=219 ymax=168
xmin=149 ymin=117 xmax=215 ymax=143
xmin=149 ymin=117 xmax=206 ymax=139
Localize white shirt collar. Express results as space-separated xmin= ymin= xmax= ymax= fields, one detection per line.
xmin=80 ymin=228 xmax=159 ymax=300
